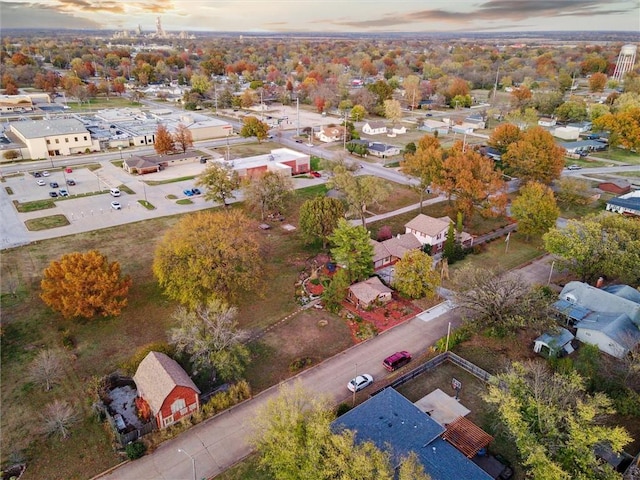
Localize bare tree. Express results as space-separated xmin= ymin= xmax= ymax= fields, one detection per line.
xmin=41 ymin=400 xmax=77 ymax=439
xmin=453 ymin=267 xmax=555 ymax=337
xmin=29 ymin=349 xmax=66 ymax=391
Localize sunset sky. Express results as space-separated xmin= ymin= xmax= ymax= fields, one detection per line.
xmin=1 ymin=0 xmax=639 ymax=33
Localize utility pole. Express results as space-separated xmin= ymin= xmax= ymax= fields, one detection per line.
xmin=296 ymin=97 xmax=300 ymax=136
xmin=343 ymin=110 xmax=348 ymax=151
xmin=492 ymin=65 xmax=500 ymax=105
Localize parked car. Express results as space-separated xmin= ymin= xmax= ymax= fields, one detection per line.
xmin=347 ymin=374 xmax=374 ymax=393
xmin=49 ymin=182 xmax=59 ymax=188
xmin=567 ymin=164 xmax=582 ymax=170
xmin=66 ymin=179 xmax=76 ymax=186
xmin=36 ymin=179 xmax=46 ymax=186
xmin=192 ymin=188 xmax=202 ymax=195
xmin=110 ymin=188 xmax=121 ymax=197
xmin=48 ymin=191 xmax=58 ymax=198
xmin=183 ymin=189 xmax=194 ymax=197
xmin=33 ymin=171 xmax=42 ymax=178
xmin=111 ymin=201 xmax=121 ymax=210
xmin=383 ymin=351 xmax=412 ymax=371
xmin=42 ymin=171 xmax=50 ymax=177
xmin=58 ymin=189 xmax=69 ymax=197
xmin=310 ymin=171 xmax=321 ymax=178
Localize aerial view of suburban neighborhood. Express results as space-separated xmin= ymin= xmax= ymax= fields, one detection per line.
xmin=1 ymin=1 xmax=640 ymax=479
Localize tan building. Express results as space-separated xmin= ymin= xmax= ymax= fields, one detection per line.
xmin=9 ymin=118 xmax=99 ymax=159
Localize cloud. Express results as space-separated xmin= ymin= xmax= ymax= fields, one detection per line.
xmin=0 ymin=1 xmax=102 ymax=29
xmin=331 ymin=0 xmax=637 ymax=30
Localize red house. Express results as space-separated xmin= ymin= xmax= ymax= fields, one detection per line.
xmin=598 ymin=180 xmax=632 ymax=195
xmin=133 ymin=351 xmax=201 ymax=429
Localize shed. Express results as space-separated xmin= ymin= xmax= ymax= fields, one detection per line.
xmin=533 ymin=327 xmax=575 ymax=358
xmin=598 ymin=180 xmax=632 ymax=195
xmin=133 ymin=352 xmax=201 ymax=429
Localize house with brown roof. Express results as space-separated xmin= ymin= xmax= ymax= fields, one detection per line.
xmin=362 ymin=121 xmax=387 ymax=135
xmin=133 ymin=351 xmax=201 ymax=429
xmin=347 ymin=276 xmax=393 ymax=309
xmin=370 ymin=234 xmax=423 ymax=270
xmin=316 ymin=126 xmax=346 ymax=143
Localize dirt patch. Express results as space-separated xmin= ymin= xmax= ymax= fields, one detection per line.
xmin=245 ymin=309 xmax=353 ymax=392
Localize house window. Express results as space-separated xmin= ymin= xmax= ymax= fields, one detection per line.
xmin=171 ymin=398 xmax=186 ymax=414
xmin=163 ymin=414 xmax=174 ymax=427
xmin=65 ymin=138 xmax=69 ymax=143
xmin=74 ymin=137 xmax=78 ymax=142
xmin=46 ymin=139 xmax=50 ymax=144
xmin=84 ymin=136 xmax=87 ymax=141
xmin=55 ymin=139 xmax=59 ymax=144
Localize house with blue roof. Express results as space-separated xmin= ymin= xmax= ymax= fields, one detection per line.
xmin=606 ymin=191 xmax=640 ymax=217
xmin=553 ymin=281 xmax=640 ymax=358
xmin=332 ymin=388 xmax=493 ymax=480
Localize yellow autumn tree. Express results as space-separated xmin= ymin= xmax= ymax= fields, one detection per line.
xmin=40 ymin=250 xmax=132 ymax=319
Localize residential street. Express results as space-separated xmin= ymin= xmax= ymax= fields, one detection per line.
xmin=93 ymin=255 xmax=555 ymax=480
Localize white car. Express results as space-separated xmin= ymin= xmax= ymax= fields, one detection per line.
xmin=347 ymin=374 xmax=374 ymax=393
xmin=567 ymin=164 xmax=582 ymax=170
xmin=110 ymin=201 xmax=122 ymax=210
xmin=36 ymin=179 xmax=46 ymax=186
xmin=42 ymin=171 xmax=50 ymax=177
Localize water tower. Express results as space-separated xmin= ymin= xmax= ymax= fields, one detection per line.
xmin=612 ymin=44 xmax=637 ymax=82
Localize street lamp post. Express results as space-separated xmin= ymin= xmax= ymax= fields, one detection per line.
xmin=119 ymin=146 xmax=123 ymax=160
xmin=177 ymin=448 xmax=196 ymax=480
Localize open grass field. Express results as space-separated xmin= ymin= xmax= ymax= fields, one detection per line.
xmin=591 ymin=148 xmax=640 ymax=164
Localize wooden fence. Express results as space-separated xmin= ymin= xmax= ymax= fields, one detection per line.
xmin=370 ymin=351 xmax=497 ymax=397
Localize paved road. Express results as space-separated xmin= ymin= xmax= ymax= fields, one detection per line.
xmin=94 ymin=255 xmax=555 ymax=480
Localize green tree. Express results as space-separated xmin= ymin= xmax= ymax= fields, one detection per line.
xmin=153 ymin=210 xmax=264 ymax=307
xmin=196 ymin=162 xmax=239 ymax=207
xmin=243 ymin=171 xmax=294 ymax=221
xmin=442 ymin=221 xmax=465 ymax=264
xmin=401 ymin=135 xmax=443 ymax=211
xmin=299 ymin=196 xmax=345 ymax=248
xmin=253 ymin=383 xmax=396 ymax=480
xmin=393 ymin=250 xmax=440 ymax=300
xmin=153 ymin=124 xmax=175 ymax=155
xmin=543 ymin=215 xmax=640 ymax=284
xmin=555 ymin=100 xmax=588 ymax=122
xmin=240 ymin=115 xmax=269 ymax=142
xmin=327 ymin=165 xmax=390 ymax=226
xmin=367 ymin=79 xmax=394 ymax=107
xmin=554 ymin=177 xmax=593 ymax=208
xmin=322 ymin=268 xmax=350 ymax=313
xmin=511 ymin=182 xmax=559 ymax=240
xmin=484 ymin=362 xmax=631 ymax=480
xmin=502 ymin=126 xmax=566 ymax=185
xmin=169 ymin=298 xmax=249 ymax=381
xmin=40 ymin=250 xmax=132 ymax=320
xmin=190 ymin=73 xmax=211 ymax=95
xmin=505 ymin=107 xmax=538 ymax=130
xmin=398 ymin=452 xmax=431 ymax=480
xmin=329 ymin=219 xmax=373 ymax=283
xmin=350 ymin=104 xmax=366 ymax=122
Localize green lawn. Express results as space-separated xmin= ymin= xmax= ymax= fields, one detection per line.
xmin=24 ymin=214 xmax=70 ymax=231
xmin=591 ymin=148 xmax=640 ymax=164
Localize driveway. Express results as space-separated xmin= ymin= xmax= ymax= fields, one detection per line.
xmin=94 ymin=255 xmax=555 ymax=480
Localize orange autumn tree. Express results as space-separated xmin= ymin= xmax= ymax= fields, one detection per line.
xmin=154 ymin=123 xmax=175 ymax=155
xmin=434 ymin=142 xmax=507 ymax=223
xmin=40 ymin=250 xmax=132 ymax=319
xmin=501 ymin=126 xmax=566 ymax=185
xmin=487 ymin=123 xmax=523 ymax=154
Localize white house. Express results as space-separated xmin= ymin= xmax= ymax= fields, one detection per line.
xmin=553 ymin=126 xmax=581 ymax=141
xmin=390 ymin=125 xmax=407 ymax=135
xmin=367 ymin=142 xmax=400 ymax=158
xmin=420 ymin=119 xmax=449 ymax=136
xmin=554 ymin=282 xmax=640 ymax=359
xmin=404 ymin=214 xmax=472 ymax=253
xmin=362 ymin=121 xmax=387 ymax=135
xmin=538 ymin=117 xmax=557 ymax=127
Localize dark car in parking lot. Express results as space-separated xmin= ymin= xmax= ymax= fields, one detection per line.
xmin=183 ymin=189 xmax=194 ymax=197
xmin=192 ymin=188 xmax=202 ymax=195
xmin=33 ymin=171 xmax=42 ymax=178
xmin=49 ymin=191 xmax=58 ymax=198
xmin=50 ymin=182 xmax=59 ymax=188
xmin=66 ymin=179 xmax=76 ymax=186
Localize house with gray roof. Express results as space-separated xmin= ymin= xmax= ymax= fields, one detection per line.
xmin=606 ymin=191 xmax=640 ymax=217
xmin=332 ymin=388 xmax=492 ymax=480
xmin=133 ymin=351 xmax=201 ymax=429
xmin=347 ymin=276 xmax=393 ymax=309
xmin=553 ymin=281 xmax=640 ymax=358
xmin=404 ymin=214 xmax=473 ymax=254
xmin=370 ymin=233 xmax=423 ymax=270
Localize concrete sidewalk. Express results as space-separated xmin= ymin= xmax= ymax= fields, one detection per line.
xmin=94 ymin=255 xmax=555 ymax=480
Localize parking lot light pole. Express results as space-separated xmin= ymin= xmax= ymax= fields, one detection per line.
xmin=119 ymin=146 xmax=123 ymax=160
xmin=177 ymin=448 xmax=196 ymax=480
